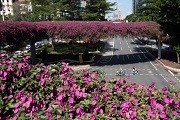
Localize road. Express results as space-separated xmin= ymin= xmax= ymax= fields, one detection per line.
xmin=90 ymin=36 xmax=180 ymax=89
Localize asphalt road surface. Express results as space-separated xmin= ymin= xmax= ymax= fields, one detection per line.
xmin=90 ymin=36 xmax=180 ymax=89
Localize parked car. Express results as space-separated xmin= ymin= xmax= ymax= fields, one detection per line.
xmin=13 ymin=50 xmax=23 ymax=56
xmin=25 ymin=45 xmax=31 ymax=50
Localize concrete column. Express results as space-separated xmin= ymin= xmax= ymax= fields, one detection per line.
xmin=30 ymin=40 xmax=37 ymax=65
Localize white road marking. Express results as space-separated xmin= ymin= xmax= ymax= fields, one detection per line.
xmin=128 ymin=46 xmax=130 ymax=48
xmin=130 ymin=49 xmax=132 ymax=52
xmin=136 ymin=45 xmax=139 ymax=48
xmin=143 ymin=54 xmax=158 ymax=70
xmin=168 ymin=70 xmax=174 ymax=76
xmin=121 ymin=47 xmax=122 ymax=50
xmin=138 ymin=55 xmax=141 ymax=60
xmin=120 ymin=42 xmax=121 ymax=44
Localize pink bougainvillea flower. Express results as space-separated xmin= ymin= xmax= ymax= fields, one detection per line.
xmin=22 ymin=101 xmax=31 ymax=109
xmin=68 ymin=97 xmax=74 ymax=104
xmin=162 ymin=87 xmax=168 ymax=92
xmin=64 ymin=80 xmax=68 ymax=86
xmin=14 ymin=101 xmax=21 ymax=108
xmin=3 ymin=71 xmax=8 ymax=78
xmin=178 ymin=92 xmax=180 ymax=98
xmin=35 ymin=74 xmax=41 ymax=79
xmin=13 ymin=108 xmax=19 ymax=114
xmin=172 ymin=111 xmax=178 ymax=116
xmin=0 ymin=53 xmax=6 ymax=57
xmin=99 ymin=109 xmax=104 ymax=114
xmin=168 ymin=80 xmax=174 ymax=84
xmin=69 ymin=113 xmax=73 ymax=118
xmin=91 ymin=72 xmax=98 ymax=79
xmin=126 ymin=75 xmax=130 ymax=80
xmin=12 ymin=116 xmax=18 ymax=120
xmin=163 ymin=96 xmax=169 ymax=104
xmin=126 ymin=112 xmax=130 ymax=119
xmin=56 ymin=115 xmax=61 ymax=119
xmin=90 ymin=114 xmax=96 ymax=120
xmin=44 ymin=68 xmax=48 ymax=74
xmin=156 ymin=103 xmax=164 ymax=111
xmin=91 ymin=100 xmax=97 ymax=106
xmin=159 ymin=111 xmax=166 ymax=118
xmin=57 ymin=94 xmax=63 ymax=101
xmin=76 ymin=108 xmax=81 ymax=114
xmin=136 ymin=85 xmax=143 ymax=90
xmin=0 ymin=84 xmax=5 ymax=91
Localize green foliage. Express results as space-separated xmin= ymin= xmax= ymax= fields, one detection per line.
xmin=82 ymin=0 xmax=116 ymax=21
xmin=174 ymin=45 xmax=180 ymax=54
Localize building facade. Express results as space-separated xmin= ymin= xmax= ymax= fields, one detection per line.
xmin=0 ymin=0 xmax=31 ymax=16
xmin=132 ymin=0 xmax=144 ymax=14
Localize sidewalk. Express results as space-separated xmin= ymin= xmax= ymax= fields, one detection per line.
xmin=139 ymin=39 xmax=180 ymax=73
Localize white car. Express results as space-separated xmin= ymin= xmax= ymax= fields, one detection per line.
xmin=13 ymin=51 xmax=23 ymax=56
xmin=25 ymin=45 xmax=31 ymax=50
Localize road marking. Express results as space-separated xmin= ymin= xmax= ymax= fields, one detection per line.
xmin=128 ymin=46 xmax=130 ymax=48
xmin=136 ymin=45 xmax=139 ymax=48
xmin=138 ymin=55 xmax=141 ymax=60
xmin=121 ymin=47 xmax=122 ymax=50
xmin=168 ymin=70 xmax=174 ymax=76
xmin=120 ymin=42 xmax=121 ymax=44
xmin=130 ymin=49 xmax=132 ymax=52
xmin=143 ymin=53 xmax=158 ymax=70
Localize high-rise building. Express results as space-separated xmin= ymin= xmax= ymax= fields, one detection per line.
xmin=132 ymin=0 xmax=144 ymax=14
xmin=0 ymin=0 xmax=31 ymax=16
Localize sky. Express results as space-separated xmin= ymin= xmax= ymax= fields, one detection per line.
xmin=106 ymin=0 xmax=132 ymax=18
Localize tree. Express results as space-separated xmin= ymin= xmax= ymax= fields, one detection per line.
xmin=136 ymin=0 xmax=161 ymax=21
xmin=81 ymin=0 xmax=116 ymax=21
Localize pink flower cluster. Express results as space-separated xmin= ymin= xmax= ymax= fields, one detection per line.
xmin=0 ymin=52 xmax=180 ymax=119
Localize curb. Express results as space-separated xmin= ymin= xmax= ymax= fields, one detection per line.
xmin=137 ymin=39 xmax=180 ymax=73
xmin=69 ymin=65 xmax=91 ymax=71
xmin=147 ymin=51 xmax=180 ymax=73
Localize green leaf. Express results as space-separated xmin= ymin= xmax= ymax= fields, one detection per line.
xmin=173 ymin=116 xmax=180 ymax=120
xmin=40 ymin=115 xmax=48 ymax=120
xmin=35 ymin=95 xmax=39 ymax=100
xmin=114 ymin=108 xmax=118 ymax=115
xmin=8 ymin=103 xmax=14 ymax=108
xmin=109 ymin=83 xmax=114 ymax=89
xmin=56 ymin=108 xmax=62 ymax=114
xmin=5 ymin=106 xmax=9 ymax=111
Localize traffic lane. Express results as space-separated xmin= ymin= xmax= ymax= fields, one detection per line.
xmin=114 ymin=38 xmax=176 ymax=88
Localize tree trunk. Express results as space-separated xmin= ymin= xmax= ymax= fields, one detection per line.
xmin=51 ymin=38 xmax=55 ymax=49
xmin=176 ymin=52 xmax=180 ymax=64
xmin=158 ymin=39 xmax=161 ymax=60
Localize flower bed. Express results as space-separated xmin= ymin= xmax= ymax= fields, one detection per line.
xmin=0 ymin=51 xmax=180 ymax=120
